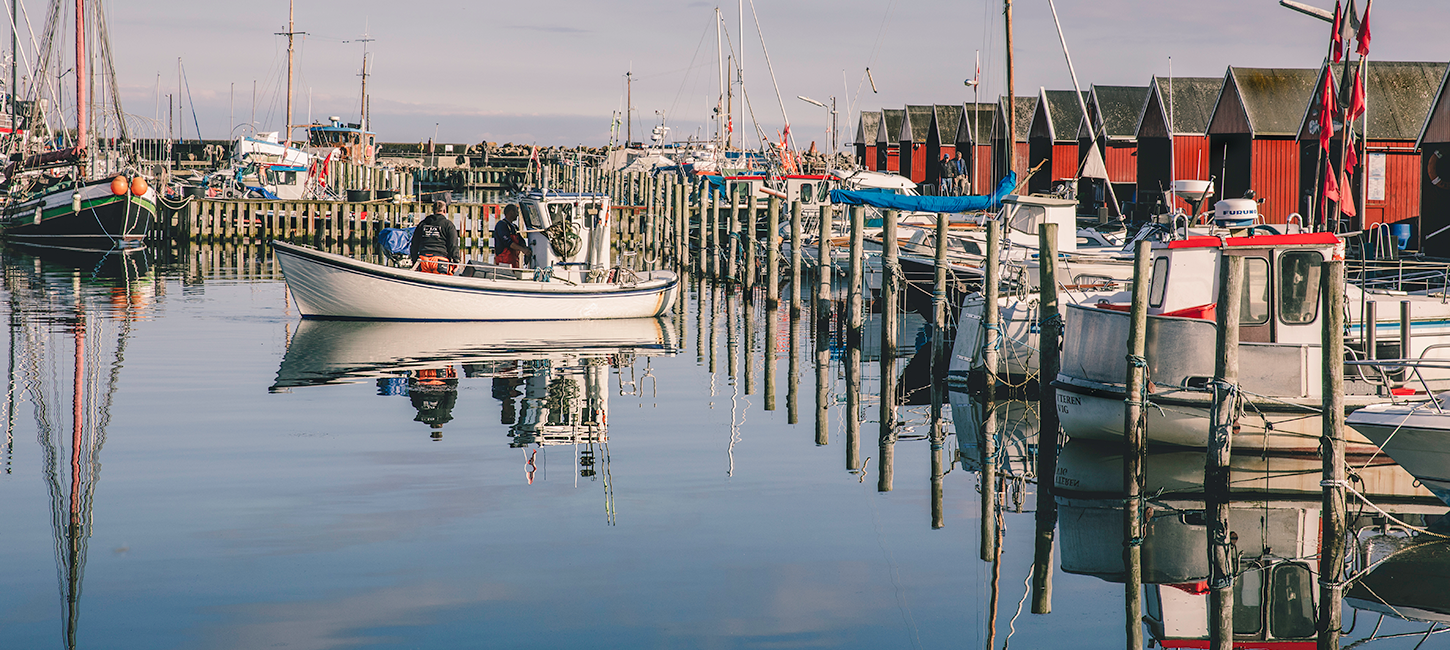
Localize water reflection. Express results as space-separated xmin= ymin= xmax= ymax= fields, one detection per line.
xmin=3 ymin=246 xmax=155 ymax=649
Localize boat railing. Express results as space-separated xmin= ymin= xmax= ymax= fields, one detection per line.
xmin=1348 ymin=257 xmax=1450 ymax=297
xmin=1344 ymin=357 xmax=1450 ymax=412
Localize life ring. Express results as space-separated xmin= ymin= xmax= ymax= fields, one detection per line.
xmin=1428 ymin=149 xmax=1450 ymax=190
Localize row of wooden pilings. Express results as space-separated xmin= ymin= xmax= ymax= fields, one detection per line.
xmin=974 ymin=223 xmax=1352 ymax=649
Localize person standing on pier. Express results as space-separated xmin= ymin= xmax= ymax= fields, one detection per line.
xmin=938 ymin=152 xmax=954 ymax=195
xmin=493 ymin=204 xmax=530 ymax=268
xmin=410 ymin=200 xmax=461 ymax=274
xmin=952 ymin=152 xmax=971 ymax=196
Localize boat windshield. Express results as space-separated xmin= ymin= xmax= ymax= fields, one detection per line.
xmin=520 ymin=203 xmax=546 ymax=230
xmin=547 ymin=202 xmax=575 ymax=227
xmin=1278 ymin=251 xmax=1322 ymax=325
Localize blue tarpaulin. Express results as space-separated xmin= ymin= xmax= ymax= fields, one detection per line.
xmin=378 ymin=227 xmax=413 ymax=256
xmin=829 ymin=171 xmax=1016 ymax=212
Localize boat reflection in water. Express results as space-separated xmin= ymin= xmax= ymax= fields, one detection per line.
xmin=1054 ymin=439 xmax=1445 ymax=649
xmin=3 ymin=246 xmax=155 ymax=649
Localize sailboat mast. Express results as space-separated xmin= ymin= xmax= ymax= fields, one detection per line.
xmin=715 ymin=8 xmax=723 ymax=152
xmin=74 ymin=0 xmax=86 ymax=152
xmin=1003 ymin=0 xmax=1014 ymax=177
xmin=283 ymin=0 xmax=296 ymax=147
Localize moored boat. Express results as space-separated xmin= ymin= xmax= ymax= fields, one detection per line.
xmin=275 ymin=190 xmax=679 ymax=321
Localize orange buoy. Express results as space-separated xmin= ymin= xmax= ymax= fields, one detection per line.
xmin=130 ymin=176 xmax=149 ymax=196
xmin=110 ymin=176 xmax=129 ymax=196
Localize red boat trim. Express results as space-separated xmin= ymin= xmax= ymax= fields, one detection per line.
xmin=1163 ymin=232 xmax=1340 ymax=249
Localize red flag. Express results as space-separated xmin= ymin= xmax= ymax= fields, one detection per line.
xmin=1347 ymin=66 xmax=1366 ymax=123
xmin=1339 ymin=167 xmax=1357 ymax=217
xmin=1347 ymin=133 xmax=1359 ymax=169
xmin=1318 ymin=72 xmax=1336 ymax=152
xmin=1356 ymin=0 xmax=1372 ymax=56
xmin=1325 ymin=163 xmax=1340 ymax=204
xmin=1331 ymin=1 xmax=1344 ymax=63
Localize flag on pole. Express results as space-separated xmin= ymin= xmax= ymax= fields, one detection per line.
xmin=1318 ymin=72 xmax=1336 ymax=153
xmin=1331 ymin=1 xmax=1345 ymax=63
xmin=1356 ymin=0 xmax=1372 ymax=56
xmin=1347 ymin=66 xmax=1366 ymax=123
xmin=1325 ymin=162 xmax=1340 ymax=204
xmin=1339 ymin=166 xmax=1357 ymax=217
xmin=1347 ymin=133 xmax=1359 ymax=170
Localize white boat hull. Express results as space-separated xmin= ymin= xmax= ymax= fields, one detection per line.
xmin=1348 ymin=402 xmax=1450 ymax=507
xmin=274 ymin=241 xmax=679 ymax=321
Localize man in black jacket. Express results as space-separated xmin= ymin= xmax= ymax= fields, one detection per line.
xmin=410 ymin=200 xmax=461 ymax=274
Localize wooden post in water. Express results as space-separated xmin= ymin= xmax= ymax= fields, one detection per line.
xmin=727 ymin=187 xmax=739 ymax=282
xmin=846 ymin=205 xmax=865 ymax=473
xmin=708 ymin=285 xmax=718 ymax=375
xmin=930 ymin=211 xmax=949 ymax=529
xmin=818 ymin=205 xmax=835 ymax=321
xmin=1207 ymin=254 xmax=1243 ymax=650
xmin=815 ymin=289 xmax=830 ymax=446
xmin=982 ymin=220 xmax=1002 ymax=394
xmin=788 ymin=311 xmax=800 ymax=425
xmin=1032 ymin=222 xmax=1064 ymax=615
xmin=744 ymin=291 xmax=755 ymax=395
xmin=743 ymin=195 xmax=756 ymax=287
xmin=878 ymin=208 xmax=899 ymax=493
xmin=1119 ymin=239 xmax=1152 ymax=640
xmin=790 ymin=200 xmax=803 ymax=317
xmin=1318 ymin=259 xmax=1346 ymax=650
xmin=980 ymin=393 xmax=999 ymax=562
xmin=766 ymin=197 xmax=781 ymax=308
xmin=765 ymin=303 xmax=778 ymax=411
xmin=697 ymin=181 xmax=708 ymax=274
xmin=710 ymin=184 xmax=721 ymax=278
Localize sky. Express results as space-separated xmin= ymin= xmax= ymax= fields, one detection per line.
xmin=80 ymin=0 xmax=1450 ymax=148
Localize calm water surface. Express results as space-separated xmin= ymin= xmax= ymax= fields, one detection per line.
xmin=0 ymin=245 xmax=1442 ymax=649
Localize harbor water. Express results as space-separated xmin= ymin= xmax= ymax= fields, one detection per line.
xmin=0 ymin=244 xmax=1444 ymax=649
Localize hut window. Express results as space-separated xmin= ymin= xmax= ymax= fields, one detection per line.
xmin=1277 ymin=251 xmax=1322 ymax=325
xmin=1241 ymin=257 xmax=1270 ymax=326
xmin=1268 ymin=563 xmax=1316 ymax=639
xmin=1148 ymin=257 xmax=1169 ymax=308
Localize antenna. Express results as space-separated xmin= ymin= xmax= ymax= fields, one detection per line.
xmin=346 ymin=22 xmax=375 ymax=132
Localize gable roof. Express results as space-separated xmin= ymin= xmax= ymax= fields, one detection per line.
xmin=899 ymin=105 xmax=934 ymax=142
xmin=1420 ymin=65 xmax=1450 ymax=146
xmin=1032 ymin=89 xmax=1087 ymax=142
xmin=1209 ymin=67 xmax=1318 ymax=137
xmin=1137 ymin=76 xmax=1222 ymax=138
xmin=931 ymin=104 xmax=963 ymax=144
xmin=957 ymin=103 xmax=995 ymax=144
xmin=1296 ymin=61 xmax=1446 ymax=143
xmin=876 ymin=108 xmax=904 ymax=145
xmin=1079 ymin=85 xmax=1149 ymax=140
xmin=994 ymin=95 xmax=1036 ymax=142
xmin=855 ymin=111 xmax=881 ymax=146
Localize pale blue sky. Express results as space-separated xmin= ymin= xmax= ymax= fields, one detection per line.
xmin=92 ymin=0 xmax=1450 ymax=147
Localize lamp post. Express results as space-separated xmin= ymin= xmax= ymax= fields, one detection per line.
xmin=797 ymin=95 xmax=836 ymax=156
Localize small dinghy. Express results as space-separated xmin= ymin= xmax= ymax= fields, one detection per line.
xmin=274 ymin=191 xmax=679 ymax=321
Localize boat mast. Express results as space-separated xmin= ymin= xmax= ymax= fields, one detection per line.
xmin=1003 ymin=0 xmax=1014 ymax=177
xmin=357 ymin=25 xmax=372 ymax=133
xmin=715 ymin=7 xmax=723 ymax=154
xmin=74 ymin=0 xmax=85 ymax=152
xmin=278 ymin=0 xmax=303 ymax=147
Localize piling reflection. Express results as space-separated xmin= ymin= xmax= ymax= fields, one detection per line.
xmin=3 ymin=246 xmax=155 ymax=649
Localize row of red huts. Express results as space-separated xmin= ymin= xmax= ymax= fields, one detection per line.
xmin=854 ymin=61 xmax=1450 ymax=255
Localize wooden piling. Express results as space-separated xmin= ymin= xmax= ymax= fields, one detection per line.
xmin=790 ymin=200 xmax=803 ymax=317
xmin=766 ymin=197 xmax=781 ymax=308
xmin=983 ymin=221 xmax=1002 ymax=393
xmin=1120 ymin=239 xmax=1152 ymax=642
xmin=1207 ymin=254 xmax=1243 ymax=650
xmin=931 ymin=211 xmax=949 ymax=530
xmin=697 ymin=181 xmax=708 ymax=274
xmin=1032 ymin=222 xmax=1065 ymax=615
xmin=744 ymin=291 xmax=755 ymax=395
xmin=710 ymin=185 xmax=721 ymax=278
xmin=819 ymin=205 xmax=835 ymax=319
xmin=727 ymin=187 xmax=739 ymax=282
xmin=1318 ymin=259 xmax=1347 ymax=650
xmin=743 ymin=196 xmax=756 ymax=287
xmin=815 ymin=293 xmax=830 ymax=447
xmin=765 ymin=303 xmax=778 ymax=411
xmin=981 ymin=394 xmax=999 ymax=562
xmin=788 ymin=311 xmax=800 ymax=425
xmin=846 ymin=206 xmax=865 ymax=473
xmin=878 ymin=209 xmax=899 ymax=493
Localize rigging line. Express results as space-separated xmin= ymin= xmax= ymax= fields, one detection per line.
xmin=179 ymin=60 xmax=201 ymax=142
xmin=746 ymin=0 xmax=797 ymax=155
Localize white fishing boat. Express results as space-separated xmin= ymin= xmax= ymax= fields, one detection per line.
xmin=1346 ymin=387 xmax=1450 ymax=508
xmin=275 ymin=191 xmax=679 ymax=321
xmin=1054 ymin=226 xmax=1450 ymax=452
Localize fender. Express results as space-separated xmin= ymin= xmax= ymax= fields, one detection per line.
xmin=1428 ymin=149 xmax=1449 ymax=189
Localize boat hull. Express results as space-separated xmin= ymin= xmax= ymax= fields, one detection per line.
xmin=1348 ymin=403 xmax=1450 ymax=507
xmin=2 ymin=180 xmax=156 ymax=250
xmin=273 ymin=241 xmax=679 ymax=321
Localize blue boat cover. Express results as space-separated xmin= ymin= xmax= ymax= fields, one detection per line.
xmin=378 ymin=227 xmax=413 ymax=256
xmin=829 ymin=171 xmax=1017 ymax=212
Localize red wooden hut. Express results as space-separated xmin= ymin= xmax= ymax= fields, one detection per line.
xmin=875 ymin=108 xmax=904 ymax=173
xmin=854 ymin=111 xmax=880 ymax=170
xmin=1135 ymin=76 xmax=1221 ymax=215
xmin=1027 ymin=88 xmax=1086 ymax=195
xmin=1206 ymin=67 xmax=1317 ymax=224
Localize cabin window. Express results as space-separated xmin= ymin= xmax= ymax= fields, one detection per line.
xmin=520 ymin=203 xmax=545 ymax=230
xmin=1278 ymin=251 xmax=1322 ymax=325
xmin=817 ymin=182 xmax=830 ymax=203
xmin=547 ymin=202 xmax=575 ymax=227
xmin=800 ymin=183 xmax=814 ymax=203
xmin=954 ymin=239 xmax=982 ymax=256
xmin=1233 ymin=568 xmax=1264 ymax=635
xmin=1148 ymin=257 xmax=1169 ymax=308
xmin=1268 ymin=563 xmax=1316 ymax=639
xmin=1241 ymin=257 xmax=1270 ymax=326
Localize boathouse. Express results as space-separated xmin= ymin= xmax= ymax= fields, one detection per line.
xmin=957 ymin=103 xmax=995 ymax=194
xmin=925 ymin=104 xmax=963 ymax=189
xmin=854 ymin=111 xmax=880 ymax=169
xmin=876 ymin=108 xmax=904 ymax=172
xmin=1078 ymin=85 xmax=1149 ymax=216
xmin=1415 ymin=64 xmax=1450 ymax=255
xmin=1206 ymin=67 xmax=1318 ymax=223
xmin=898 ymin=105 xmax=935 ymax=184
xmin=1135 ymin=76 xmax=1221 ymax=216
xmin=1298 ymin=61 xmax=1445 ymax=236
xmin=992 ymin=96 xmax=1036 ymax=184
xmin=1027 ymin=89 xmax=1086 ymax=194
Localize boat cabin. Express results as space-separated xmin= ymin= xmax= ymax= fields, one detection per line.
xmin=306 ymin=117 xmax=376 ymax=165
xmin=515 ymin=191 xmax=613 ymax=277
xmin=1145 ymin=231 xmax=1341 ymax=344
